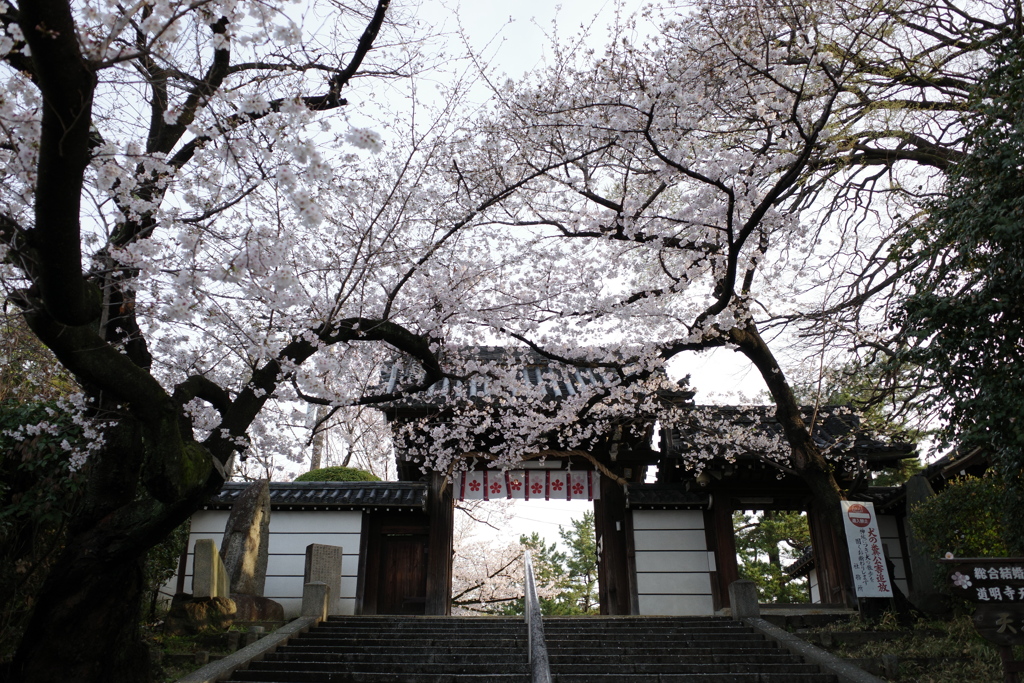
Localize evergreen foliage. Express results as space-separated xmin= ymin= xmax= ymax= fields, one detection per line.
xmin=501 ymin=512 xmax=600 ymax=616
xmin=0 ymin=402 xmax=86 ymax=662
xmin=733 ymin=510 xmax=811 ymax=603
xmin=895 ymin=37 xmax=1024 ymax=548
xmin=908 ymin=476 xmax=1011 ymax=561
xmin=293 ymin=466 xmax=382 ymax=482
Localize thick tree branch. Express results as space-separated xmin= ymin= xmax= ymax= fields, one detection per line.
xmin=20 ymin=0 xmax=102 ymax=326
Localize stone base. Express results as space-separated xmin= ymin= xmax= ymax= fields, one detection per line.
xmin=230 ymin=594 xmax=285 ymax=622
xmin=164 ymin=593 xmax=236 ymax=635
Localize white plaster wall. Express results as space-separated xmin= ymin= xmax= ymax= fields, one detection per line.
xmin=809 ymin=567 xmax=820 ymax=603
xmin=167 ymin=509 xmax=363 ymax=618
xmin=632 ymin=510 xmax=714 ymax=615
xmin=877 ymin=514 xmax=910 ymax=595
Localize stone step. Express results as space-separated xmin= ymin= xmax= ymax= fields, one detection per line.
xmin=544 ymin=619 xmax=736 ymax=625
xmin=548 ymin=653 xmax=807 ymax=665
xmin=291 ymin=636 xmax=527 ymax=648
xmin=302 ymin=631 xmax=524 ymax=640
xmin=275 ymin=645 xmax=784 ymax=658
xmin=228 ymin=674 xmax=529 ymax=683
xmin=541 ymin=641 xmax=781 ymax=653
xmin=318 ymin=624 xmax=523 ymax=630
xmin=545 ymin=633 xmax=765 ymax=643
xmin=241 ymin=662 xmax=529 ymax=675
xmin=542 ymin=617 xmax=836 ymax=683
xmin=223 ymin=616 xmax=838 ymax=683
xmin=544 ymin=624 xmax=754 ymax=631
xmin=548 ymin=662 xmax=825 ymax=674
xmin=274 ymin=645 xmax=526 ymax=656
xmin=267 ymin=652 xmax=531 ymax=664
xmin=322 ymin=618 xmax=522 ymax=628
xmin=553 ymin=675 xmax=837 ymax=683
xmin=543 ymin=625 xmax=760 ymax=634
xmin=313 ymin=625 xmax=523 ymax=633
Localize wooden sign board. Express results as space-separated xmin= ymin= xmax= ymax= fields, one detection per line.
xmin=973 ymin=604 xmax=1024 ymax=647
xmin=942 ymin=558 xmax=1024 ymax=605
xmin=942 ymin=558 xmax=1024 ymax=649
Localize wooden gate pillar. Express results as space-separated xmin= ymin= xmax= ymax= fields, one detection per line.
xmin=807 ymin=502 xmax=853 ymax=607
xmin=595 ymin=476 xmax=632 ymax=614
xmin=707 ymin=497 xmax=739 ymax=609
xmin=425 ymin=472 xmax=454 ymax=615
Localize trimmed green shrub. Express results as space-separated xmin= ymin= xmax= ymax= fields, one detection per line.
xmin=908 ymin=475 xmax=1011 ymax=559
xmin=293 ymin=466 xmax=381 ymax=482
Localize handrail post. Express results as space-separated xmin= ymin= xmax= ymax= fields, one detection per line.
xmin=524 ymin=550 xmax=552 ymax=683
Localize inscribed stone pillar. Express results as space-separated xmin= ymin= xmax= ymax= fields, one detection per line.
xmin=304 ymin=544 xmax=343 ymax=615
xmin=301 ymin=582 xmax=330 ymax=621
xmin=728 ymin=580 xmax=760 ymax=619
xmin=193 ymin=538 xmax=230 ymax=598
xmin=220 ymin=479 xmax=271 ymax=596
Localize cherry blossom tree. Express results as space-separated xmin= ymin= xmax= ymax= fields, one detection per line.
xmin=0 ymin=0 xmax=541 ymax=678
xmin=761 ymin=0 xmax=1019 ymax=413
xmin=434 ymin=0 xmax=1019 ymax=580
xmin=2 ymin=0 xmax=1016 ymax=676
xmin=446 ymin=0 xmax=871 ymax=536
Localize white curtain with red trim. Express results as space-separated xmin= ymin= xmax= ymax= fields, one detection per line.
xmin=456 ymin=470 xmax=599 ymax=501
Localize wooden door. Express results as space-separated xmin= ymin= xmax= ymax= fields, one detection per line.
xmin=359 ymin=513 xmax=431 ymax=615
xmin=377 ymin=531 xmax=429 ymax=614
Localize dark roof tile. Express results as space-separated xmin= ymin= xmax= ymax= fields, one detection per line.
xmin=626 ymin=484 xmax=711 ymax=509
xmin=205 ymin=481 xmax=427 ymax=511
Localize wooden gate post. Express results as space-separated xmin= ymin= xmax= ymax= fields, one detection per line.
xmin=425 ymin=472 xmax=454 ymax=615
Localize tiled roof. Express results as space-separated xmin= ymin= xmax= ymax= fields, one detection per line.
xmin=204 ymin=481 xmax=428 ymax=511
xmin=785 ymin=546 xmax=815 ymax=578
xmin=852 ymin=486 xmax=905 ymax=514
xmin=626 ymin=484 xmax=711 ymax=509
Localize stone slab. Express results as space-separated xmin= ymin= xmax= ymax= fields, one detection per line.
xmin=220 ymin=479 xmax=271 ymax=596
xmin=301 ymin=581 xmax=330 ymax=620
xmin=193 ymin=538 xmax=230 ymax=598
xmin=729 ymin=580 xmax=760 ymax=619
xmin=304 ymin=544 xmax=343 ymax=615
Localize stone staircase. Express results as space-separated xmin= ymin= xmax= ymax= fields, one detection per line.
xmin=544 ymin=616 xmax=838 ymax=682
xmin=223 ymin=615 xmax=838 ymax=683
xmin=225 ymin=615 xmax=531 ymax=682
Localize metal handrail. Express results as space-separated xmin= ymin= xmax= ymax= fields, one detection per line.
xmin=523 ymin=551 xmax=552 ymax=683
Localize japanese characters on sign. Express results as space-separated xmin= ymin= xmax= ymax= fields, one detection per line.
xmin=943 ymin=558 xmax=1024 ymax=650
xmin=840 ymin=500 xmax=894 ymax=598
xmin=972 ymin=604 xmax=1024 ymax=647
xmin=456 ymin=470 xmax=599 ymax=501
xmin=945 ymin=560 xmax=1024 ymax=605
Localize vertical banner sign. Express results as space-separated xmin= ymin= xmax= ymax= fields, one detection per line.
xmin=841 ymin=501 xmax=893 ymax=598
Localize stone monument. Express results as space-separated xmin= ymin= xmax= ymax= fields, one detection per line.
xmin=165 ymin=539 xmax=236 ymax=635
xmin=193 ymin=538 xmax=230 ymax=598
xmin=219 ymin=479 xmax=284 ymax=622
xmin=220 ymin=479 xmax=271 ymax=596
xmin=304 ymin=544 xmax=344 ymax=615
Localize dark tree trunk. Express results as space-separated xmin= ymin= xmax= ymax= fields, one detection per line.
xmin=8 ymin=411 xmax=220 ymax=683
xmin=13 ymin=548 xmax=151 ymax=683
xmin=764 ymin=511 xmax=781 ymax=568
xmin=731 ymin=323 xmax=855 ymax=605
